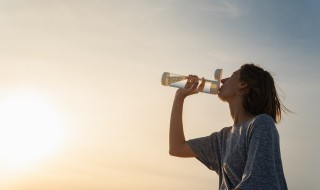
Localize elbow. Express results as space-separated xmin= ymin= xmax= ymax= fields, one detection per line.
xmin=169 ymin=143 xmax=196 ymax=158
xmin=169 ymin=147 xmax=179 ymax=157
xmin=169 ymin=143 xmax=190 ymax=157
xmin=169 ymin=148 xmax=175 ymax=156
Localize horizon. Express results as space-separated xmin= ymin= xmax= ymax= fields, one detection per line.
xmin=0 ymin=1 xmax=319 ymax=189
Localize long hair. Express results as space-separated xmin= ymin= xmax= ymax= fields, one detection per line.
xmin=239 ymin=63 xmax=290 ymax=123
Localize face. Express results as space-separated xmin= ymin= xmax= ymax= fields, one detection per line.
xmin=218 ymin=69 xmax=243 ymax=102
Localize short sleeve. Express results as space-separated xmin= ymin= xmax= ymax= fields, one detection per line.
xmin=187 ymin=132 xmax=220 ymax=172
xmin=236 ymin=114 xmax=287 ymax=190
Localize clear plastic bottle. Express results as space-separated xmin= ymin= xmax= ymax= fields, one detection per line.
xmin=161 ymin=69 xmax=222 ymax=95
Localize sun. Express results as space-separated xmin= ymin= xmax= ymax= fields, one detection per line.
xmin=0 ymin=89 xmax=65 ymax=170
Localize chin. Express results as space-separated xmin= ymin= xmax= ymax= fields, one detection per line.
xmin=218 ymin=92 xmax=230 ymax=102
xmin=218 ymin=93 xmax=226 ymax=102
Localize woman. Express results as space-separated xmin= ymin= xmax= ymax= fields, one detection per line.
xmin=169 ymin=64 xmax=288 ymax=189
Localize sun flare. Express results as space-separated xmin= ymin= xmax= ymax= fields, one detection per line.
xmin=0 ymin=89 xmax=65 ymax=170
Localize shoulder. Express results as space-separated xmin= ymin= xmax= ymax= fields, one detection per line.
xmin=248 ymin=114 xmax=278 ymax=137
xmin=220 ymin=126 xmax=232 ymax=133
xmin=253 ymin=114 xmax=275 ymax=124
xmin=205 ymin=126 xmax=232 ymax=142
xmin=218 ymin=126 xmax=232 ymax=137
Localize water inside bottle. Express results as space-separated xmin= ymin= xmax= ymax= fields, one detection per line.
xmin=161 ymin=72 xmax=220 ymax=94
xmin=161 ymin=72 xmax=187 ymax=87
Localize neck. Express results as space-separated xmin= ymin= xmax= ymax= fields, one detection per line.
xmin=228 ymin=98 xmax=254 ymax=125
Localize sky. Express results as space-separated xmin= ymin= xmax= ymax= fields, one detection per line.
xmin=0 ymin=0 xmax=319 ymax=189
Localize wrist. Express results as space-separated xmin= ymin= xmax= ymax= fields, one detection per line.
xmin=175 ymin=90 xmax=187 ymax=101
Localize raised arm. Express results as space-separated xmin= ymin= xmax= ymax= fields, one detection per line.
xmin=169 ymin=76 xmax=205 ymax=157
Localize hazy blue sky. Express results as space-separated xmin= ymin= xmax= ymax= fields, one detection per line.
xmin=0 ymin=1 xmax=319 ymax=189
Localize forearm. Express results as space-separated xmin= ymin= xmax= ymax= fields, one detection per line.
xmin=169 ymin=94 xmax=186 ymax=154
xmin=168 ymin=76 xmax=200 ymax=157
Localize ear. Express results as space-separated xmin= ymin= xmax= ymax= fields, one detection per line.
xmin=236 ymin=81 xmax=248 ymax=96
xmin=238 ymin=81 xmax=248 ymax=89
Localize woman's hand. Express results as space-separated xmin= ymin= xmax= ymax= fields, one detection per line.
xmin=175 ymin=75 xmax=206 ymax=99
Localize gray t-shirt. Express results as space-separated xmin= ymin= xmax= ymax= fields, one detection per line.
xmin=187 ymin=114 xmax=287 ymax=190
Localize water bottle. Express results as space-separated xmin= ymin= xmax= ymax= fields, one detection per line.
xmin=161 ymin=69 xmax=222 ymax=94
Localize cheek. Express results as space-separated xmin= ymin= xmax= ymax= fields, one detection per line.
xmin=218 ymin=87 xmax=236 ymax=100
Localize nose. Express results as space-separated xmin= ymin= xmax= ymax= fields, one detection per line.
xmin=221 ymin=77 xmax=229 ymax=84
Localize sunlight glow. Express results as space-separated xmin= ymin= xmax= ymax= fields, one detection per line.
xmin=0 ymin=89 xmax=65 ymax=170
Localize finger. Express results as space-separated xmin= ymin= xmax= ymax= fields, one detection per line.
xmin=187 ymin=75 xmax=191 ymax=81
xmin=191 ymin=75 xmax=198 ymax=83
xmin=191 ymin=77 xmax=199 ymax=91
xmin=184 ymin=75 xmax=192 ymax=88
xmin=198 ymin=77 xmax=205 ymax=92
xmin=187 ymin=75 xmax=196 ymax=89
